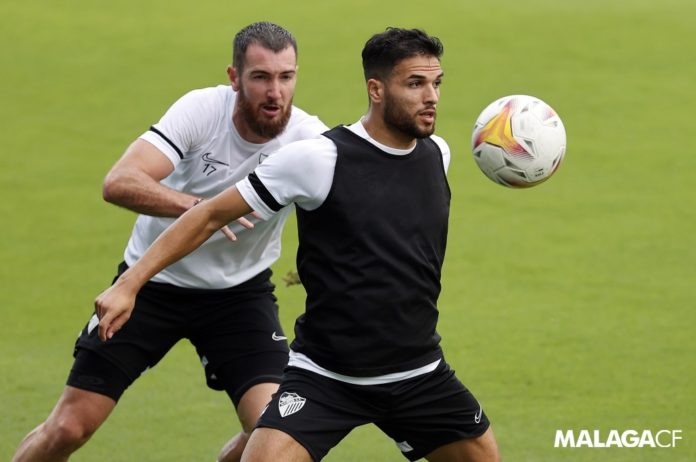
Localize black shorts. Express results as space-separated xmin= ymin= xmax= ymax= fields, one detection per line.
xmin=68 ymin=262 xmax=289 ymax=405
xmin=256 ymin=361 xmax=490 ymax=461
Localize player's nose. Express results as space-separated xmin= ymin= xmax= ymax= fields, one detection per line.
xmin=424 ymin=84 xmax=439 ymax=104
xmin=267 ymin=78 xmax=282 ymax=100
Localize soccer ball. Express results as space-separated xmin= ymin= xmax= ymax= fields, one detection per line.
xmin=471 ymin=95 xmax=566 ymax=188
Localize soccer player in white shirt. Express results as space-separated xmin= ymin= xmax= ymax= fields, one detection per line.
xmin=12 ymin=22 xmax=328 ymax=462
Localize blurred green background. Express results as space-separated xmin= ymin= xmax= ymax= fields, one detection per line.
xmin=1 ymin=0 xmax=694 ymax=460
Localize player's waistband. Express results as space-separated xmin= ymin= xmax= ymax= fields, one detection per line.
xmin=114 ymin=261 xmax=273 ymax=295
xmin=288 ymin=350 xmax=442 ymax=386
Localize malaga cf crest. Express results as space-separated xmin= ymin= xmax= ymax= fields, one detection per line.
xmin=278 ymin=392 xmax=306 ymax=418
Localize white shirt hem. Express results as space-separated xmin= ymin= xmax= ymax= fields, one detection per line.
xmin=288 ymin=350 xmax=441 ymax=385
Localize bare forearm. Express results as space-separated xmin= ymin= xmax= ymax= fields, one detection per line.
xmin=116 ymin=203 xmax=228 ymax=289
xmin=102 ymin=168 xmax=197 ymax=217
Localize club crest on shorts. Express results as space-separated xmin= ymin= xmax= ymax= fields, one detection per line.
xmin=278 ymin=392 xmax=306 ymax=418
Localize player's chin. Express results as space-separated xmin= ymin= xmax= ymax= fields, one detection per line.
xmin=415 ymin=115 xmax=436 ymax=134
xmin=416 ymin=122 xmax=436 ymax=138
xmin=254 ymin=117 xmax=289 ymax=139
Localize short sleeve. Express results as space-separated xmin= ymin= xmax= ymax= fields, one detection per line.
xmin=236 ymin=137 xmax=337 ymax=220
xmin=431 ymin=135 xmax=451 ymax=174
xmin=138 ymin=88 xmax=218 ymax=167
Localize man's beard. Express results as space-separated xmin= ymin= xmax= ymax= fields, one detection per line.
xmin=383 ymin=91 xmax=435 ymax=139
xmin=237 ymin=87 xmax=293 ymax=140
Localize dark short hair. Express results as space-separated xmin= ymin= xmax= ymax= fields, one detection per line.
xmin=362 ymin=27 xmax=443 ymax=81
xmin=233 ymin=22 xmax=297 ymax=72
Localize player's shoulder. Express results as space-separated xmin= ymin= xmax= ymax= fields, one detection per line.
xmin=263 ymin=134 xmax=334 ymax=167
xmin=176 ymin=84 xmax=223 ymax=99
xmin=428 ymin=134 xmax=450 ymax=157
xmin=174 ymin=85 xmax=230 ymax=110
xmin=169 ymin=85 xmax=230 ymax=126
xmin=287 ymin=104 xmax=328 ymax=128
xmin=276 ymin=134 xmax=335 ymax=157
xmin=282 ymin=105 xmax=330 ymax=141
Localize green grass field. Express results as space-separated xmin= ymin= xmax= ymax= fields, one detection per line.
xmin=2 ymin=0 xmax=694 ymax=460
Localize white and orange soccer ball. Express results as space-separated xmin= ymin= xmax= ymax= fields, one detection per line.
xmin=471 ymin=95 xmax=566 ymax=188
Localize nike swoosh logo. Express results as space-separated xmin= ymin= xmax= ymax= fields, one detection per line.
xmin=272 ymin=332 xmax=287 ymax=341
xmin=201 ymin=152 xmax=229 ymax=166
xmin=474 ymin=404 xmax=483 ymax=424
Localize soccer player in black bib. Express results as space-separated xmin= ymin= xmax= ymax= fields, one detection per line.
xmin=95 ymin=27 xmax=501 ymax=462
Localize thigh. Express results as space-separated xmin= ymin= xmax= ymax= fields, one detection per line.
xmin=45 ymin=385 xmax=118 ymax=434
xmin=236 ymin=382 xmax=280 ymax=433
xmin=377 ymin=362 xmax=491 ymax=461
xmin=189 ymin=278 xmax=289 ymax=405
xmin=243 ymin=427 xmax=313 ymax=462
xmin=255 ymin=368 xmax=376 ymax=461
xmin=241 ymin=428 xmax=314 ymax=462
xmin=425 ymin=427 xmax=500 ymax=462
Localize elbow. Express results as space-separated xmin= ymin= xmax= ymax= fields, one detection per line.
xmin=102 ymin=172 xmax=121 ymax=205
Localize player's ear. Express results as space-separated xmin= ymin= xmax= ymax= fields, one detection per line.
xmin=227 ymin=65 xmax=240 ymax=91
xmin=367 ymin=79 xmax=383 ymax=104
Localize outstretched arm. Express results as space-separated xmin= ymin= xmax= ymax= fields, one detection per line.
xmin=95 ymin=186 xmax=253 ymax=341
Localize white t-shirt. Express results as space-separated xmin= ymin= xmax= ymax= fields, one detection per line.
xmin=236 ymin=120 xmax=451 ymax=384
xmin=124 ymin=85 xmax=328 ymax=288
